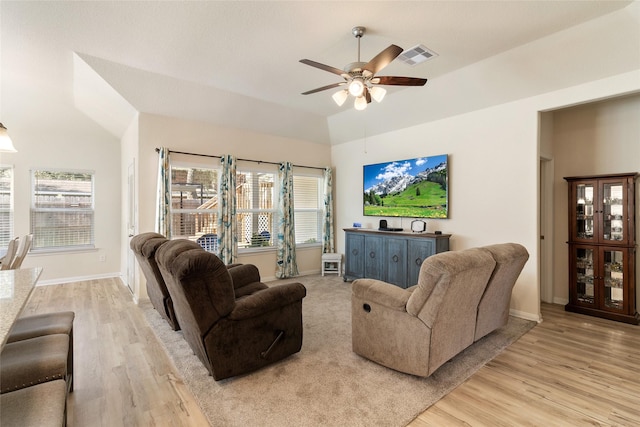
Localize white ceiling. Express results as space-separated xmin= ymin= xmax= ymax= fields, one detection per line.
xmin=1 ymin=1 xmax=637 ymax=145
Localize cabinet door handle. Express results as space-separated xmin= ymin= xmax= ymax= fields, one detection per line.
xmin=352 ymin=249 xmax=359 ymax=256
xmin=415 ymin=258 xmax=422 ymax=266
xmin=392 ymin=255 xmax=399 ymax=263
xmin=369 ymin=252 xmax=375 ymax=259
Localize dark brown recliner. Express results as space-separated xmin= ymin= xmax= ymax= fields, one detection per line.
xmin=130 ymin=232 xmax=180 ymax=330
xmin=155 ymin=239 xmax=306 ymax=380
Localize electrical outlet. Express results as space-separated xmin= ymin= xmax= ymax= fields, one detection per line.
xmin=99 ymin=254 xmax=106 ymax=262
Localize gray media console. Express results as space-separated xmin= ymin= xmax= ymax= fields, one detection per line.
xmin=343 ymin=228 xmax=451 ymax=288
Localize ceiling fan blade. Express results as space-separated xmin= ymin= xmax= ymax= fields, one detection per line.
xmin=301 ymin=82 xmax=344 ymax=95
xmin=374 ymin=76 xmax=428 ymax=86
xmin=363 ymin=44 xmax=403 ymax=75
xmin=299 ymin=59 xmax=347 ymax=77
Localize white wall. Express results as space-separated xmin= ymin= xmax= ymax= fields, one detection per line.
xmin=6 ymin=118 xmax=122 ymax=284
xmin=332 ymin=71 xmax=640 ymax=322
xmin=550 ymin=95 xmax=640 ymax=308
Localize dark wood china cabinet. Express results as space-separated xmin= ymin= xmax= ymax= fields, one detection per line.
xmin=564 ymin=173 xmax=638 ymax=324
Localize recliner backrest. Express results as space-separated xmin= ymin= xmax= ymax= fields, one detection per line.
xmin=130 ymin=232 xmax=180 ymax=330
xmin=475 ymin=243 xmax=529 ymax=341
xmin=406 ymin=247 xmax=496 ymax=372
xmin=155 ymin=239 xmax=236 ymax=371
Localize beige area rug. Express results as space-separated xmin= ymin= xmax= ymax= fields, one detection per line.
xmin=142 ymin=274 xmax=535 ymax=427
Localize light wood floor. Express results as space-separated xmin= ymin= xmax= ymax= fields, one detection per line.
xmin=21 ymin=277 xmax=640 ymax=426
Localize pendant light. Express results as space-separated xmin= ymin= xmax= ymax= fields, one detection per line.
xmin=0 ymin=123 xmax=17 ymax=153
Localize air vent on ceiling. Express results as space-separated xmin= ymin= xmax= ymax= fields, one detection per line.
xmin=397 ymin=44 xmax=438 ymax=66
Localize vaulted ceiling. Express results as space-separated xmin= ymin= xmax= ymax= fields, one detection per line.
xmin=1 ymin=1 xmax=638 ymax=145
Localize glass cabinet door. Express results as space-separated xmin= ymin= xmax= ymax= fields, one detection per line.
xmin=602 ymin=181 xmax=625 ymax=244
xmin=574 ymin=247 xmax=595 ymax=306
xmin=575 ymin=183 xmax=595 ymax=241
xmin=603 ymin=248 xmax=625 ymax=311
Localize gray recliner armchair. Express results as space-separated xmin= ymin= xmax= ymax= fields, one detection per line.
xmin=155 ymin=239 xmax=306 ymax=380
xmin=351 ymin=243 xmax=528 ymax=378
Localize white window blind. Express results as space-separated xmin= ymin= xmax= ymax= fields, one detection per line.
xmin=293 ymin=175 xmax=322 ymax=245
xmin=31 ymin=170 xmax=95 ymax=250
xmin=0 ymin=166 xmax=13 ymax=248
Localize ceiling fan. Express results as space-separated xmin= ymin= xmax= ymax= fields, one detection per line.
xmin=300 ymin=26 xmax=428 ymax=110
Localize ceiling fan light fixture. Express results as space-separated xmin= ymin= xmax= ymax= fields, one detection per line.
xmin=354 ymin=96 xmax=368 ymax=111
xmin=348 ymin=78 xmax=365 ymax=97
xmin=300 ymin=26 xmax=428 ymax=111
xmin=369 ymin=86 xmax=386 ymax=103
xmin=332 ymin=90 xmax=349 ymax=106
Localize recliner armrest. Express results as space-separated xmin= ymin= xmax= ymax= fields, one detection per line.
xmin=352 ymin=278 xmax=410 ymax=312
xmin=229 ymin=282 xmax=306 ymax=320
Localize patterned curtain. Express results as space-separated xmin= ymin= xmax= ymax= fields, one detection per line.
xmin=276 ymin=162 xmax=299 ymax=278
xmin=322 ymin=167 xmax=335 ymax=253
xmin=218 ymin=155 xmax=237 ymax=264
xmin=155 ymin=147 xmax=171 ymax=238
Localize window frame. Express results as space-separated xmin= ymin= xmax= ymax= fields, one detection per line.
xmin=30 ymin=168 xmax=96 ymax=253
xmin=236 ymin=165 xmax=278 ymax=252
xmin=0 ymin=165 xmax=14 ymax=249
xmin=169 ymin=161 xmax=221 ymax=247
xmin=167 ymin=158 xmax=325 ymax=253
xmin=292 ymin=172 xmax=324 ymax=247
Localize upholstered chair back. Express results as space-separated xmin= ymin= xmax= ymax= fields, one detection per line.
xmin=130 ymin=232 xmax=180 ymax=330
xmin=155 ymin=239 xmax=236 ymax=371
xmin=406 ymin=248 xmax=496 ymax=372
xmin=475 ymin=243 xmax=529 ymax=341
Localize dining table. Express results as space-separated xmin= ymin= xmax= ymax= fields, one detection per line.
xmin=0 ymin=267 xmax=43 ymax=348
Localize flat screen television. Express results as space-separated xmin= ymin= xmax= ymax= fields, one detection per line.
xmin=363 ymin=154 xmax=448 ymax=219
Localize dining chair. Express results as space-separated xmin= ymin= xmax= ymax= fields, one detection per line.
xmin=0 ymin=237 xmax=19 ymax=270
xmin=10 ymin=234 xmax=33 ymax=269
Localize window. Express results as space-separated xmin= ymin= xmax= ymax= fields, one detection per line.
xmin=293 ymin=174 xmax=323 ymax=245
xmin=168 ymin=159 xmax=324 ymax=252
xmin=31 ymin=170 xmax=94 ymax=251
xmin=236 ymin=170 xmax=276 ymax=249
xmin=170 ymin=165 xmax=219 ymax=250
xmin=0 ymin=166 xmax=13 ymax=248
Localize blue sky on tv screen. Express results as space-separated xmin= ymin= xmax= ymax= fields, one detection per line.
xmin=363 ymin=154 xmax=447 ymax=191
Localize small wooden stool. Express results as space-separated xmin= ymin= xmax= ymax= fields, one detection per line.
xmin=321 ymin=253 xmax=342 ymax=276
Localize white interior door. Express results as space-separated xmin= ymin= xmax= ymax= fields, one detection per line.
xmin=539 ymin=157 xmax=554 ymax=303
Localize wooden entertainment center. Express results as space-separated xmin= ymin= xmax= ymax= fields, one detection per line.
xmin=343 ymin=228 xmax=451 ymax=288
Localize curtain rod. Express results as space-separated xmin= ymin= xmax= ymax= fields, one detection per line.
xmin=155 ymin=148 xmax=326 ymax=171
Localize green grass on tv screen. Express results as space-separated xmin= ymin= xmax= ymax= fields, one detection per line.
xmin=363 ymin=181 xmax=447 ymax=218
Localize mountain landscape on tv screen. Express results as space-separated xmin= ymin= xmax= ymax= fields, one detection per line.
xmin=363 ymin=155 xmax=448 ymax=219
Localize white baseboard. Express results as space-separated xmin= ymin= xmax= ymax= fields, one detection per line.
xmin=553 ymin=297 xmax=569 ymax=305
xmin=509 ymin=308 xmax=542 ymax=323
xmin=36 ymin=272 xmax=123 ymax=286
